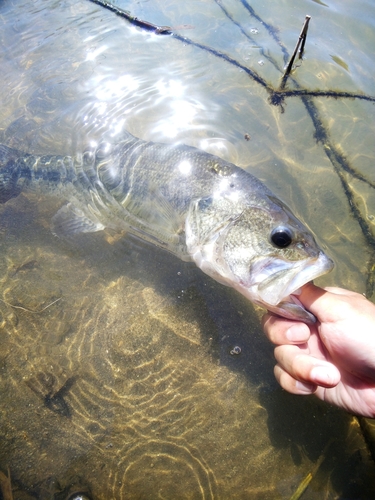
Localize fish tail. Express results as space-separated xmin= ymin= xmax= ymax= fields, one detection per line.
xmin=0 ymin=144 xmax=24 ymax=203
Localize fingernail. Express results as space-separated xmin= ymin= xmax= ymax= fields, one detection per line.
xmin=310 ymin=366 xmax=338 ymax=386
xmin=286 ymin=324 xmax=309 ymax=342
xmin=295 ymin=381 xmax=316 ymax=393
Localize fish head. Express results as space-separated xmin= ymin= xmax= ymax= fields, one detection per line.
xmin=186 ymin=189 xmax=334 ymax=323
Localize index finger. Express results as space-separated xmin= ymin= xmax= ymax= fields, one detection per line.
xmin=262 ymin=313 xmax=311 ymax=345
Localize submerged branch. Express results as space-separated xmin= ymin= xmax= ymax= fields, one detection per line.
xmin=302 ymin=94 xmax=375 ymax=249
xmin=270 ymin=88 xmax=375 ymax=105
xmin=172 ymin=32 xmax=272 ymax=91
xmin=88 ymin=0 xmax=173 ymax=34
xmin=214 ymin=0 xmax=282 ymax=74
xmin=239 ymin=0 xmax=290 ymax=64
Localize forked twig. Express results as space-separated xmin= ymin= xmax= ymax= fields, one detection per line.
xmin=280 ymin=15 xmax=311 ymax=90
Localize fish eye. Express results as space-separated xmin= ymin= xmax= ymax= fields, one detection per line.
xmin=270 ymin=226 xmax=293 ymax=248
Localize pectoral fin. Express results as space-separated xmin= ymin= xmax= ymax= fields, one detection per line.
xmin=51 ymin=203 xmax=105 ymax=237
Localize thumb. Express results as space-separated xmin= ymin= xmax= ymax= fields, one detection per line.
xmin=297 ymin=283 xmax=350 ymax=323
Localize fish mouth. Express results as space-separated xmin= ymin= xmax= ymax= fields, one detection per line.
xmin=255 ymin=251 xmax=334 ymax=307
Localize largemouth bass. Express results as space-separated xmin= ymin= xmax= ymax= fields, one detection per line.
xmin=0 ymin=132 xmax=333 ymax=322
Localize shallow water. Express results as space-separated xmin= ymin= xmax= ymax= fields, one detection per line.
xmin=0 ymin=0 xmax=375 ymax=498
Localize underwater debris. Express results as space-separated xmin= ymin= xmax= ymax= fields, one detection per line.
xmin=0 ymin=297 xmax=61 ymax=314
xmin=25 ymin=372 xmax=77 ymax=418
xmin=289 ymin=472 xmax=312 ymax=500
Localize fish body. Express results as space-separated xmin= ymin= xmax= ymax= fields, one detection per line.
xmin=0 ymin=132 xmax=333 ymax=321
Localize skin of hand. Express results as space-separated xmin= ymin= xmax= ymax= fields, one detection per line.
xmin=262 ymin=283 xmax=375 ymax=418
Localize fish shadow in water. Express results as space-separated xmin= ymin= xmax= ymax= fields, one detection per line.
xmin=80 ymin=230 xmax=353 ymax=458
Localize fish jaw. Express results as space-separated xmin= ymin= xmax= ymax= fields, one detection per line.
xmin=231 ymin=251 xmax=334 ymax=323
xmin=254 ymin=251 xmax=334 ymax=306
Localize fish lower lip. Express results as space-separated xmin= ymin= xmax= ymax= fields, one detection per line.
xmin=257 ymin=252 xmax=334 ymax=307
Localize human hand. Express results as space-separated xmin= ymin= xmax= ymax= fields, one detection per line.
xmin=262 ymin=283 xmax=375 ymax=418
